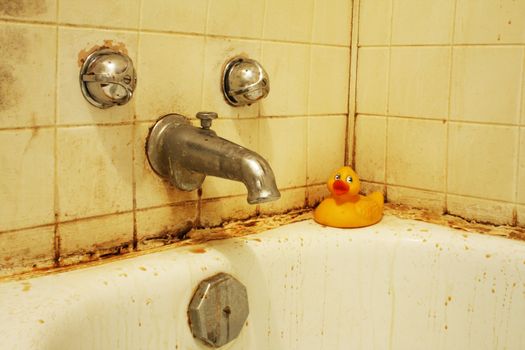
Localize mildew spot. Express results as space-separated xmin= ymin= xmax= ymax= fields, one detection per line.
xmin=0 ymin=0 xmax=47 ymax=18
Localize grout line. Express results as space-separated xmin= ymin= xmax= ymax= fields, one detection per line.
xmin=304 ymin=0 xmax=315 ymax=189
xmin=348 ymin=0 xmax=360 ymax=168
xmin=132 ymin=0 xmax=145 ymax=250
xmin=383 ymin=0 xmax=395 ymax=201
xmin=444 ymin=0 xmax=460 ymax=213
xmin=53 ymin=2 xmax=60 ymax=266
xmin=0 ymin=17 xmax=351 ymax=49
xmin=513 ymin=50 xmax=525 ymax=224
xmin=359 ymin=43 xmax=525 ymax=49
xmin=355 ymin=113 xmax=524 ymax=128
xmin=0 ymin=114 xmax=351 ymax=132
xmin=361 ymin=180 xmax=520 ymax=207
xmin=0 ymin=183 xmax=318 ymax=236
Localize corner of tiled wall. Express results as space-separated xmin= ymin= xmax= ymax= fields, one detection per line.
xmin=0 ymin=0 xmax=353 ymax=277
xmin=353 ymin=0 xmax=525 ymax=225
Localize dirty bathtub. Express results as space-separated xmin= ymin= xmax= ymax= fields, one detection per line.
xmin=1 ymin=215 xmax=524 ymax=349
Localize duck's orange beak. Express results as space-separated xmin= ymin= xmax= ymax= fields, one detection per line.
xmin=332 ymin=180 xmax=349 ymax=196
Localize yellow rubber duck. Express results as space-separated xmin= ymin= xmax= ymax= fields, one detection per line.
xmin=314 ymin=166 xmax=384 ymax=228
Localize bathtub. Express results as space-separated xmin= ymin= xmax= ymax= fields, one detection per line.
xmin=1 ymin=214 xmax=524 ymax=350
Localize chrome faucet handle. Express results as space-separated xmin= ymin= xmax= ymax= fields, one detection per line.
xmin=196 ymin=111 xmax=218 ymax=130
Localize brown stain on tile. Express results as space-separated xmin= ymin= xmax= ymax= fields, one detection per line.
xmin=77 ymin=40 xmax=129 ymax=68
xmin=0 ymin=26 xmax=28 ymax=112
xmin=0 ymin=0 xmax=46 ymax=18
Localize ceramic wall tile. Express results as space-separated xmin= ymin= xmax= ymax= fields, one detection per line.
xmin=264 ymin=0 xmax=314 ymax=43
xmin=451 ymin=47 xmax=523 ymax=125
xmin=355 ymin=115 xmax=386 ymax=183
xmin=387 ymin=185 xmax=445 ymax=213
xmin=136 ymin=33 xmax=204 ymax=121
xmin=57 ymin=27 xmax=138 ymax=125
xmin=0 ymin=0 xmax=57 ymax=23
xmin=307 ymin=183 xmax=329 ymax=207
xmin=57 ymin=125 xmax=133 ymax=220
xmin=307 ymin=115 xmax=347 ymax=185
xmin=358 ymin=0 xmax=391 ymax=46
xmin=356 ymin=48 xmax=389 ymax=115
xmin=454 ymin=0 xmax=525 ymax=44
xmin=59 ymin=0 xmax=141 ymax=29
xmin=59 ymin=212 xmax=133 ymax=261
xmin=388 ymin=47 xmax=450 ymax=119
xmin=518 ymin=128 xmax=525 ymax=204
xmin=360 ymin=183 xmax=386 ymax=203
xmin=200 ymin=196 xmax=257 ymax=228
xmin=207 ymin=0 xmax=265 ymax=39
xmin=312 ymin=0 xmax=352 ymax=46
xmin=201 ymin=118 xmax=259 ymax=199
xmin=447 ymin=194 xmax=515 ymax=226
xmin=136 ymin=203 xmax=197 ymax=250
xmin=260 ymin=42 xmax=310 ymax=117
xmin=0 ymin=226 xmax=55 ymax=277
xmin=386 ymin=118 xmax=446 ymax=191
xmin=391 ymin=0 xmax=454 ymax=45
xmin=141 ymin=0 xmax=208 ymax=34
xmin=259 ymin=117 xmax=307 ymax=189
xmin=201 ymin=37 xmax=260 ymax=119
xmin=259 ymin=187 xmax=306 ymax=215
xmin=0 ymin=23 xmax=56 ymax=128
xmin=134 ymin=122 xmax=196 ymax=209
xmin=448 ymin=123 xmax=519 ymax=202
xmin=0 ymin=129 xmax=54 ymax=231
xmin=308 ymin=46 xmax=350 ymax=115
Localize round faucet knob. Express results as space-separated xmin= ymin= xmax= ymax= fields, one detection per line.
xmin=196 ymin=111 xmax=218 ymax=130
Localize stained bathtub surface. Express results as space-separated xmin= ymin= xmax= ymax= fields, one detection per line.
xmin=1 ymin=216 xmax=524 ymax=350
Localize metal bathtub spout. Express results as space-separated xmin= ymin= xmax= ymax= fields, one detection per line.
xmin=146 ymin=112 xmax=280 ymax=204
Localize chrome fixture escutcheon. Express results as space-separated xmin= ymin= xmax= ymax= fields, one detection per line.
xmin=222 ymin=57 xmax=270 ymax=106
xmin=79 ymin=48 xmax=137 ymax=109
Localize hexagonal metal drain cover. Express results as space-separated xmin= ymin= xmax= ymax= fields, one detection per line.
xmin=188 ymin=273 xmax=249 ymax=348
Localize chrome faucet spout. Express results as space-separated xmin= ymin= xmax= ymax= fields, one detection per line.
xmin=146 ymin=113 xmax=280 ymax=204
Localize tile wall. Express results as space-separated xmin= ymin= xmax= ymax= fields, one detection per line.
xmin=0 ymin=0 xmax=352 ymax=276
xmin=354 ymin=0 xmax=525 ymax=225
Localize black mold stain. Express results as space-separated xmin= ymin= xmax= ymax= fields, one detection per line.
xmin=0 ymin=0 xmax=47 ymax=18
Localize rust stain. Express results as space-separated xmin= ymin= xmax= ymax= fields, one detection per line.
xmin=139 ymin=266 xmax=147 ymax=271
xmin=21 ymin=282 xmax=31 ymax=292
xmin=385 ymin=203 xmax=525 ymax=242
xmin=38 ymin=319 xmax=45 ymax=324
xmin=0 ymin=0 xmax=46 ymax=18
xmin=77 ymin=40 xmax=129 ymax=68
xmin=190 ymin=247 xmax=207 ymax=254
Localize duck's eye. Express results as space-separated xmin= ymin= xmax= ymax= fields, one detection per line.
xmin=334 ymin=174 xmax=341 ymax=180
xmin=346 ymin=176 xmax=353 ymax=183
